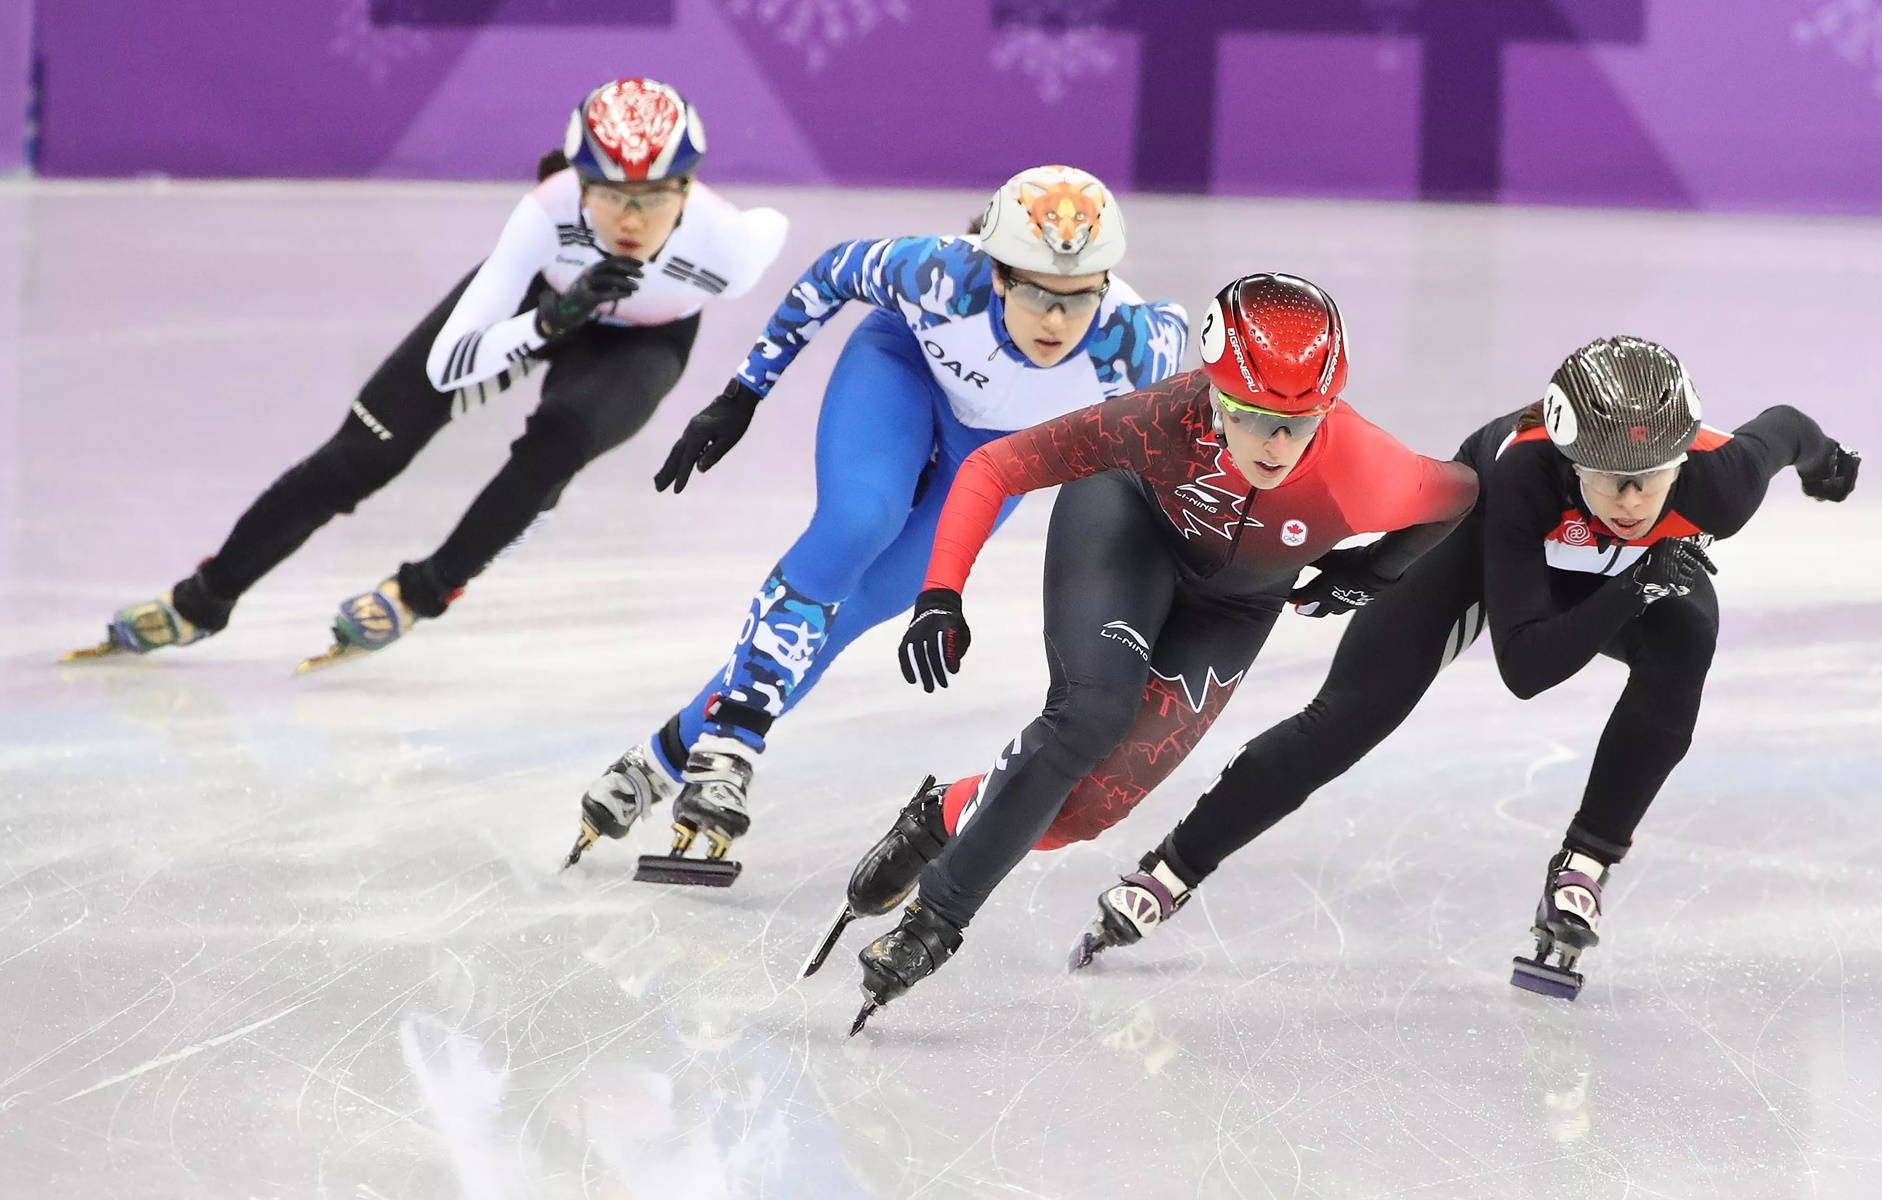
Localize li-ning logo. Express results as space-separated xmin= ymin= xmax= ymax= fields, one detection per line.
xmin=1171 ymin=442 xmax=1261 ymax=540
xmin=1100 ymin=620 xmax=1149 ymax=660
xmin=1173 ymin=482 xmax=1221 ymax=513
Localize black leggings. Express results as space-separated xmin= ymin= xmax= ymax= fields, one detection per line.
xmin=919 ymin=472 xmax=1282 ymax=930
xmin=176 ymin=270 xmax=697 ymax=624
xmin=1169 ymin=509 xmax=1719 ymax=876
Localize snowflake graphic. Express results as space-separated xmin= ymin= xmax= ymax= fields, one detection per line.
xmin=991 ymin=0 xmax=1423 ymax=98
xmin=726 ymin=0 xmax=911 ymax=72
xmin=331 ymin=0 xmax=430 ymax=84
xmin=1795 ymin=0 xmax=1882 ymax=97
xmin=992 ymin=0 xmax=1120 ymax=102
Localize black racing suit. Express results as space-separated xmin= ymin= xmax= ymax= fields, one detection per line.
xmin=1166 ymin=404 xmax=1841 ymax=874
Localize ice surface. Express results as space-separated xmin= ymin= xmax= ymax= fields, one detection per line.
xmin=3 ymin=180 xmax=1882 ymax=1197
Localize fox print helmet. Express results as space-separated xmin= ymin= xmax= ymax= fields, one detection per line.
xmin=977 ymin=164 xmax=1126 ymax=276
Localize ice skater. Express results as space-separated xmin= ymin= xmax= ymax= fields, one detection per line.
xmin=1063 ymin=335 xmax=1860 ymax=999
xmin=565 ymin=165 xmax=1189 ymax=885
xmin=63 ymin=78 xmax=787 ymax=671
xmin=801 ymin=273 xmax=1481 ymax=1032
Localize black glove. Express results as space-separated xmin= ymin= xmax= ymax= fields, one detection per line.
xmin=1798 ymin=442 xmax=1860 ymax=502
xmin=534 ymin=255 xmax=644 ymax=339
xmin=899 ymin=588 xmax=971 ymax=692
xmin=1290 ymin=547 xmax=1397 ymax=618
xmin=1626 ymin=537 xmax=1717 ymax=604
xmin=654 ymin=379 xmax=762 ymax=493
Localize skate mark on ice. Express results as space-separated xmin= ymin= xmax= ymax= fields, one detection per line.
xmin=59 ymin=994 xmax=320 ymax=1103
xmin=1645 ymin=872 xmax=1841 ymax=1180
xmin=0 ymin=902 xmax=87 ymax=969
xmin=1 ymin=938 xmax=207 ymax=1106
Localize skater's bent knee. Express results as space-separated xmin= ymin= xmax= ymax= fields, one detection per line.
xmin=801 ymin=490 xmax=909 ymax=565
xmin=509 ymin=407 xmax=595 ymax=482
xmin=1041 ymin=684 xmax=1141 ymax=767
xmin=298 ymin=441 xmax=403 ymax=515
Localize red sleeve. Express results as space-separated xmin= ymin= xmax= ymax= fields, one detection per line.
xmin=1332 ymin=411 xmax=1477 ymax=532
xmin=1402 ymin=455 xmax=1481 ymax=526
xmin=924 ymin=373 xmax=1208 ymax=592
xmin=923 ymin=438 xmax=1035 ymax=593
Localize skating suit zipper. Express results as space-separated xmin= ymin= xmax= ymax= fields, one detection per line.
xmin=1208 ymin=487 xmax=1260 ymax=580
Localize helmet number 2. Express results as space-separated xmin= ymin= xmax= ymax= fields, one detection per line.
xmin=1198 ymin=303 xmax=1224 ymax=364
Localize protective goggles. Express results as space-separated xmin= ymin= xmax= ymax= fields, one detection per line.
xmin=583 ymin=180 xmax=689 ymax=216
xmin=1002 ymin=274 xmax=1109 ymax=318
xmin=1572 ymin=458 xmax=1684 ymax=499
xmin=1214 ymin=390 xmax=1330 ymax=440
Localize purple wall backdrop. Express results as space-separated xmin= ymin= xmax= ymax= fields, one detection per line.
xmin=1 ymin=0 xmax=29 ymax=173
xmin=26 ymin=0 xmax=1882 ymax=211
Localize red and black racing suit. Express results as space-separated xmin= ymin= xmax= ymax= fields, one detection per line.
xmin=1163 ymin=403 xmax=1844 ymax=880
xmin=912 ymin=370 xmax=1480 ymax=929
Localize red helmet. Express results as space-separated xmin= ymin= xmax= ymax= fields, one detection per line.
xmin=1198 ymin=273 xmax=1348 ymax=414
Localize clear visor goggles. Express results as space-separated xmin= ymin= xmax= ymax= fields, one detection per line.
xmin=1572 ymin=456 xmax=1685 ymax=499
xmin=583 ymin=180 xmax=690 ymax=216
xmin=1002 ymin=274 xmax=1109 ymax=318
xmin=1214 ymin=390 xmax=1330 ymax=440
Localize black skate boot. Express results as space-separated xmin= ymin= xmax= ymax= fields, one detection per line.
xmin=636 ymin=736 xmax=754 ymax=887
xmin=562 ymin=742 xmax=682 ymax=868
xmin=800 ymin=776 xmax=948 ymax=978
xmin=1069 ymin=837 xmax=1200 ymax=971
xmin=850 ymin=900 xmax=963 ymax=1036
xmin=1511 ymin=849 xmax=1611 ymax=1000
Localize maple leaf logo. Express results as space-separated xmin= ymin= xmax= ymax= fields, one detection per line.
xmin=1169 ymin=436 xmax=1260 ymax=540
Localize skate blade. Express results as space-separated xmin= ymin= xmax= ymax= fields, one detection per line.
xmin=848 ymin=999 xmax=880 ymax=1038
xmin=294 ymin=642 xmax=370 ymax=674
xmin=58 ymin=639 xmax=125 ymax=662
xmin=562 ymin=822 xmax=600 ymax=870
xmin=1067 ymin=928 xmax=1107 ymax=972
xmin=633 ymin=853 xmax=742 ymax=887
xmin=1511 ymin=955 xmax=1583 ymax=1000
xmin=800 ymin=903 xmax=859 ymax=979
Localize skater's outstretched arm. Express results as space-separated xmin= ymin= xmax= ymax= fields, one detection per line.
xmin=732 ymin=236 xmax=988 ymax=397
xmin=1673 ymin=405 xmax=1859 ymax=535
xmin=655 ymin=237 xmax=989 ymax=493
xmin=922 ymin=377 xmax=1197 ymax=594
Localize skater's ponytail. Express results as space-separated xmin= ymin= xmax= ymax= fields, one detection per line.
xmin=1514 ymin=399 xmax=1546 ymax=433
xmin=536 ymin=148 xmax=571 ymax=181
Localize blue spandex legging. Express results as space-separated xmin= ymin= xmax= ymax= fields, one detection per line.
xmin=653 ymin=309 xmax=1021 ymax=777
